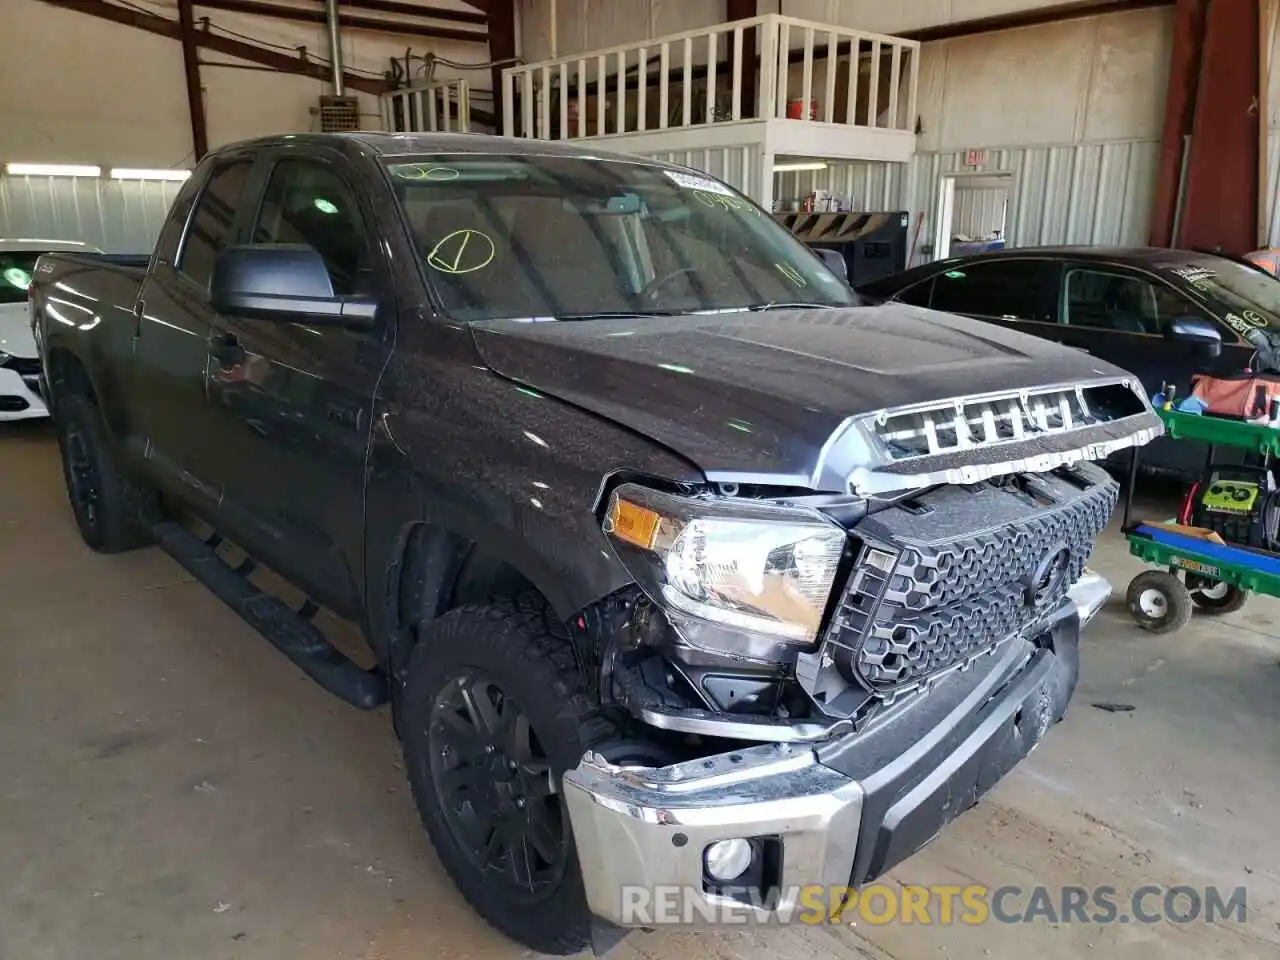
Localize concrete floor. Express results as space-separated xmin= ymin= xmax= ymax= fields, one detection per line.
xmin=3 ymin=420 xmax=1280 ymax=960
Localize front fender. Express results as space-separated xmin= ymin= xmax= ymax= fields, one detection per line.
xmin=362 ymin=329 xmax=704 ymax=663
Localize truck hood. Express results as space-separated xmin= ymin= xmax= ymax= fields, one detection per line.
xmin=0 ymin=302 xmax=37 ymax=359
xmin=470 ymin=304 xmax=1160 ymax=493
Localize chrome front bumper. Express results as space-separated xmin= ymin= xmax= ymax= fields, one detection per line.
xmin=1068 ymin=568 xmax=1112 ymax=630
xmin=564 ymin=575 xmax=1108 ymax=927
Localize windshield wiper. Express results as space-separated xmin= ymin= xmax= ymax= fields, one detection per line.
xmin=554 ymin=310 xmax=680 ymax=321
xmin=743 ymin=302 xmax=838 ymax=312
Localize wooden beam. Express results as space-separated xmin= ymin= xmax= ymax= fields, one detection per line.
xmin=194 ymin=0 xmax=488 ymax=43
xmin=37 ymin=0 xmax=392 ymax=94
xmin=177 ymin=0 xmax=209 ymax=160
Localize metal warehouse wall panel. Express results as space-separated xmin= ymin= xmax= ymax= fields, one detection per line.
xmin=908 ymin=140 xmax=1160 ymax=262
xmin=773 ymin=161 xmax=906 ymax=213
xmin=951 ymin=186 xmax=1008 ymax=238
xmin=643 ymin=145 xmax=762 ymax=202
xmin=0 ymin=175 xmax=183 ymax=253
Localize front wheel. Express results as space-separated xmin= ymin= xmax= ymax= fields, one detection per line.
xmin=1126 ymin=570 xmax=1192 ymax=634
xmin=400 ymin=595 xmax=617 ymax=955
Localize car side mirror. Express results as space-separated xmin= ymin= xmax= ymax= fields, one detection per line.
xmin=210 ymin=244 xmax=377 ymax=328
xmin=812 ymin=247 xmax=848 ymax=283
xmin=1165 ymin=315 xmax=1222 ymax=358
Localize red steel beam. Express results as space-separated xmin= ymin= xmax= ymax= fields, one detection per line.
xmin=484 ymin=0 xmax=515 ymax=130
xmin=38 ymin=0 xmax=392 ymax=94
xmin=340 ymin=0 xmax=487 ymax=25
xmin=194 ymin=0 xmax=487 ymax=43
xmin=177 ymin=0 xmax=209 ymax=160
xmin=1176 ymin=0 xmax=1261 ymax=253
xmin=1149 ymin=0 xmax=1208 ymax=246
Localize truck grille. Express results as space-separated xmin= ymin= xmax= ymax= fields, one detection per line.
xmin=874 ymin=382 xmax=1137 ymax=461
xmin=824 ymin=464 xmax=1117 ymax=695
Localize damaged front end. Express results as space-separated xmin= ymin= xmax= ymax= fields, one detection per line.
xmin=564 ymin=377 xmax=1160 ymax=929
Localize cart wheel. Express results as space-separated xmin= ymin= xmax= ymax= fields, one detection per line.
xmin=1186 ymin=575 xmax=1249 ymax=615
xmin=1126 ymin=571 xmax=1192 ymax=634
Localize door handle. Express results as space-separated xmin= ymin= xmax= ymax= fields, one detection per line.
xmin=208 ymin=332 xmax=244 ymax=365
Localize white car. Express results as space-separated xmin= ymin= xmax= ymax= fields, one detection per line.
xmin=0 ymin=238 xmax=102 ymax=421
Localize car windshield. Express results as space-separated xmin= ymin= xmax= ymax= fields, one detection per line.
xmin=384 ymin=154 xmax=855 ymax=321
xmin=0 ymin=252 xmax=38 ymax=305
xmin=1163 ymin=257 xmax=1280 ymax=335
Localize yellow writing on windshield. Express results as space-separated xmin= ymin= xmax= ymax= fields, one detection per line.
xmin=427 ymin=229 xmax=496 ymax=274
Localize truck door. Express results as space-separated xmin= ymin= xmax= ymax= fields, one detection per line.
xmin=201 ymin=152 xmax=388 ymax=619
xmin=133 ymin=155 xmax=256 ymax=505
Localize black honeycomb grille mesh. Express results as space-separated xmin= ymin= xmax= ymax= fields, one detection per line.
xmin=827 ymin=470 xmax=1118 ymax=693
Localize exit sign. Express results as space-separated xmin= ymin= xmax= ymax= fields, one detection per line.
xmin=964 ymin=149 xmax=986 ymax=166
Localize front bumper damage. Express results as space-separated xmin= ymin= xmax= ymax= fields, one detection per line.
xmin=564 ymin=577 xmax=1106 ymax=927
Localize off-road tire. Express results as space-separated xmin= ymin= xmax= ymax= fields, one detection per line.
xmin=54 ymin=393 xmax=153 ymax=553
xmin=1126 ymin=570 xmax=1192 ymax=634
xmin=400 ymin=594 xmax=617 ymax=955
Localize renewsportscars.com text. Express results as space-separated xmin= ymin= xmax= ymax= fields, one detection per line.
xmin=620 ymin=883 xmax=1248 ymax=927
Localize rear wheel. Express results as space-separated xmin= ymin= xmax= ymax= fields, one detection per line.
xmin=55 ymin=393 xmax=154 ymax=553
xmin=400 ymin=594 xmax=617 ymax=955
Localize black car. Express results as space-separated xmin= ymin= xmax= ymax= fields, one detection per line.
xmin=856 ymin=246 xmax=1280 ymax=475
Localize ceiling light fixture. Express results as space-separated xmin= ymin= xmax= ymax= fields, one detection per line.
xmin=110 ymin=168 xmax=193 ymax=181
xmin=6 ymin=163 xmax=102 ymax=177
xmin=772 ymin=161 xmax=829 ymax=173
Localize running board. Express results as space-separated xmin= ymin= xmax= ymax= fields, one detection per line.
xmin=152 ymin=521 xmax=389 ymax=710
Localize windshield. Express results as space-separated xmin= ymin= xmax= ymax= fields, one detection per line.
xmin=0 ymin=252 xmax=37 ymax=305
xmin=1162 ymin=257 xmax=1280 ymax=337
xmin=385 ymin=155 xmax=855 ymax=321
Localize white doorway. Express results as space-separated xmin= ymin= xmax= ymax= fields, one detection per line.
xmin=933 ymin=172 xmax=1014 ymax=261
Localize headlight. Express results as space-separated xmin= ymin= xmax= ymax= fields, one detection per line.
xmin=603 ymin=483 xmax=846 ymax=649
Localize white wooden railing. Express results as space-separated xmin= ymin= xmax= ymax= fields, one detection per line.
xmin=500 ymin=14 xmax=919 ymax=142
xmin=381 ymin=79 xmax=473 ymax=134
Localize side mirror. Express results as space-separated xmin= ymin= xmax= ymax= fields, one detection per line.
xmin=210 ymin=244 xmax=377 ymax=328
xmin=1165 ymin=315 xmax=1223 ymax=358
xmin=812 ymin=247 xmax=848 ymax=283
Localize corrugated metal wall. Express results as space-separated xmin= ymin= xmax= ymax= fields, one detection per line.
xmin=952 ymin=186 xmax=1008 ymax=237
xmin=637 ymin=145 xmax=764 ymax=204
xmin=907 ymin=140 xmax=1159 ymax=263
xmin=0 ymin=175 xmax=182 ymax=253
xmin=772 ymin=161 xmax=907 ymax=213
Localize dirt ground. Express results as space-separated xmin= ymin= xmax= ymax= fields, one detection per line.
xmin=3 ymin=419 xmax=1279 ymax=960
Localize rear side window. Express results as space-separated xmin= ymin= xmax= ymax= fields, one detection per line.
xmin=178 ymin=160 xmax=253 ymax=289
xmin=895 ymin=277 xmax=934 ymax=307
xmin=931 ymin=260 xmax=1046 ymax=320
xmin=252 ymin=160 xmax=373 ymax=296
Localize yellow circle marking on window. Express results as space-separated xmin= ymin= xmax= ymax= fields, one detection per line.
xmin=693 ymin=190 xmax=742 ymax=211
xmin=424 ymin=167 xmax=460 ymax=181
xmin=427 ymin=228 xmax=496 ymax=275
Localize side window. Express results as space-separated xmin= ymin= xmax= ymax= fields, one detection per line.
xmin=1064 ymin=268 xmax=1163 ymax=334
xmin=930 ymin=260 xmax=1046 ymax=320
xmin=178 ymin=160 xmax=253 ymax=289
xmin=895 ymin=277 xmax=934 ymax=307
xmin=252 ymin=160 xmax=373 ymax=296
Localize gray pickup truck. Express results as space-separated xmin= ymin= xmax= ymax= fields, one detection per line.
xmin=30 ymin=132 xmax=1159 ymax=954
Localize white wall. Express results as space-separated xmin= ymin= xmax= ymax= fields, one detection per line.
xmin=907 ymin=6 xmax=1172 ymax=259
xmin=517 ymin=0 xmax=725 ymax=63
xmin=0 ymin=0 xmax=491 ymax=169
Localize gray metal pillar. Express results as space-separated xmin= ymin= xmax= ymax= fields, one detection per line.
xmin=325 ymin=0 xmax=345 ymax=96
